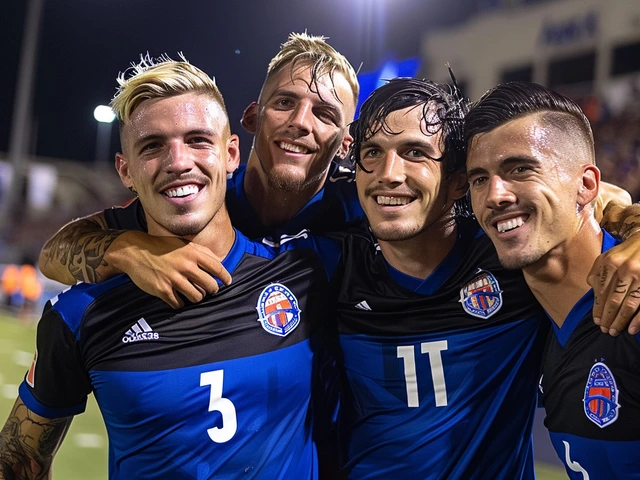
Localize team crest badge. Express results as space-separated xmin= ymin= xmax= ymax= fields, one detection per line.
xmin=256 ymin=283 xmax=301 ymax=337
xmin=583 ymin=361 xmax=620 ymax=428
xmin=459 ymin=270 xmax=503 ymax=319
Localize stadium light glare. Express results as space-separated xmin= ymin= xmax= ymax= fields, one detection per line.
xmin=93 ymin=105 xmax=116 ymax=124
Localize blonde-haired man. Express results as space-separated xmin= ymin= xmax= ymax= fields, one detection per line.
xmin=0 ymin=55 xmax=342 ymax=479
xmin=38 ymin=33 xmax=362 ymax=309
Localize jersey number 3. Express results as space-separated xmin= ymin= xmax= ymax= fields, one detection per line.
xmin=397 ymin=340 xmax=448 ymax=408
xmin=200 ymin=370 xmax=238 ymax=443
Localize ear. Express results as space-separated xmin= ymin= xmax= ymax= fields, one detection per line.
xmin=577 ymin=164 xmax=600 ymax=207
xmin=447 ymin=171 xmax=470 ymax=202
xmin=115 ymin=152 xmax=134 ymax=191
xmin=241 ymin=102 xmax=259 ymax=134
xmin=337 ymin=131 xmax=353 ymax=160
xmin=226 ymin=134 xmax=241 ymax=173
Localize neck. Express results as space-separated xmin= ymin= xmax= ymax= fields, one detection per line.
xmin=523 ymin=216 xmax=602 ymax=327
xmin=148 ymin=207 xmax=236 ymax=262
xmin=379 ymin=213 xmax=458 ymax=280
xmin=243 ymin=153 xmax=328 ymax=227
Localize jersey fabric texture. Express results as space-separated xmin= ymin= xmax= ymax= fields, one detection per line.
xmin=104 ymin=161 xmax=363 ymax=239
xmin=335 ymin=218 xmax=547 ymax=480
xmin=541 ymin=230 xmax=640 ymax=480
xmin=19 ymin=230 xmax=341 ymax=480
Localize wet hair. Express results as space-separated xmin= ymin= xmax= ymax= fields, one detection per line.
xmin=110 ymin=53 xmax=228 ymax=131
xmin=264 ymin=32 xmax=359 ymax=108
xmin=349 ymin=75 xmax=472 ymax=217
xmin=349 ymin=76 xmax=470 ymax=175
xmin=465 ymin=81 xmax=595 ymax=161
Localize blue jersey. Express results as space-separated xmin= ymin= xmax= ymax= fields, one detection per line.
xmin=335 ymin=219 xmax=547 ymax=479
xmin=540 ymin=231 xmax=640 ymax=479
xmin=104 ymin=161 xmax=363 ymax=239
xmin=20 ymin=230 xmax=341 ymax=479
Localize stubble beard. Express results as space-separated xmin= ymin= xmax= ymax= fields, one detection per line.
xmin=266 ymin=163 xmax=328 ymax=194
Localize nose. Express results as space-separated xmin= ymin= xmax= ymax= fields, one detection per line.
xmin=485 ymin=176 xmax=516 ymax=209
xmin=378 ymin=151 xmax=405 ymax=185
xmin=288 ymin=102 xmax=313 ymax=134
xmin=163 ymin=141 xmax=194 ymax=174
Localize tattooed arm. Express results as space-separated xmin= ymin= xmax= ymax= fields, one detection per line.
xmin=39 ymin=212 xmax=122 ymax=285
xmin=38 ymin=211 xmax=232 ymax=309
xmin=0 ymin=397 xmax=72 ymax=480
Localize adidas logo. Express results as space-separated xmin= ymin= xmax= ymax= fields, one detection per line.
xmin=122 ymin=318 xmax=159 ymax=344
xmin=355 ymin=300 xmax=372 ymax=311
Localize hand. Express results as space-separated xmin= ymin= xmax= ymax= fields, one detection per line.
xmin=588 ymin=232 xmax=640 ymax=336
xmin=109 ymin=231 xmax=232 ymax=309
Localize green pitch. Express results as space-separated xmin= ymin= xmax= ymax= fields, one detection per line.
xmin=0 ymin=311 xmax=568 ymax=479
xmin=0 ymin=312 xmax=107 ymax=480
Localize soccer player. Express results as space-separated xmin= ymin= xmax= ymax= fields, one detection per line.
xmin=335 ymin=77 xmax=544 ymax=478
xmin=0 ymin=57 xmax=342 ymax=479
xmin=37 ymin=32 xmax=361 ymax=307
xmin=465 ymin=82 xmax=640 ymax=479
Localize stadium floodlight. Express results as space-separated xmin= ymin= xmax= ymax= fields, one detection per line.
xmin=93 ymin=105 xmax=115 ymax=164
xmin=93 ymin=105 xmax=116 ymax=124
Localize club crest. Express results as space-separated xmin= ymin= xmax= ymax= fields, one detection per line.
xmin=459 ymin=270 xmax=503 ymax=319
xmin=583 ymin=361 xmax=620 ymax=428
xmin=256 ymin=283 xmax=301 ymax=337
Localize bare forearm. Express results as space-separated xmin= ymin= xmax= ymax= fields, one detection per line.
xmin=0 ymin=399 xmax=71 ymax=480
xmin=39 ymin=213 xmax=124 ymax=285
xmin=600 ymin=203 xmax=640 ymax=240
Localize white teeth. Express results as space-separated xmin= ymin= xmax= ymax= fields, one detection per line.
xmin=497 ymin=216 xmax=525 ymax=233
xmin=376 ymin=196 xmax=411 ymax=206
xmin=279 ymin=142 xmax=309 ymax=154
xmin=164 ymin=185 xmax=199 ymax=198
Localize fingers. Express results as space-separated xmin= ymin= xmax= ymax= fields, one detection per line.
xmin=608 ymin=283 xmax=640 ymax=335
xmin=594 ymin=273 xmax=640 ymax=336
xmin=588 ymin=260 xmax=608 ymax=325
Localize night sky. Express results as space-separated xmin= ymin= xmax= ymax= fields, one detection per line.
xmin=3 ymin=0 xmax=474 ymax=164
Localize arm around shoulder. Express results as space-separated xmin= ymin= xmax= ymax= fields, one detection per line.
xmin=38 ymin=211 xmax=125 ymax=285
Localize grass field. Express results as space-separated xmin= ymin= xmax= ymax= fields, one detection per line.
xmin=0 ymin=311 xmax=568 ymax=479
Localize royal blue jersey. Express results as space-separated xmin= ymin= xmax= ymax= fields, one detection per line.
xmin=540 ymin=231 xmax=640 ymax=479
xmin=20 ymin=230 xmax=342 ymax=479
xmin=104 ymin=161 xmax=363 ymax=239
xmin=334 ymin=219 xmax=547 ymax=479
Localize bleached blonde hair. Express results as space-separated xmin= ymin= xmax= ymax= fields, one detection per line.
xmin=265 ymin=32 xmax=359 ymax=108
xmin=110 ymin=53 xmax=228 ymax=127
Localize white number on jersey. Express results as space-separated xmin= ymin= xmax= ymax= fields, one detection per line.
xmin=563 ymin=440 xmax=590 ymax=479
xmin=397 ymin=340 xmax=448 ymax=408
xmin=200 ymin=370 xmax=238 ymax=443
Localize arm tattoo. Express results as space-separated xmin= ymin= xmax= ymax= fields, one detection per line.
xmin=0 ymin=400 xmax=72 ymax=480
xmin=47 ymin=217 xmax=123 ymax=283
xmin=601 ymin=204 xmax=640 ymax=241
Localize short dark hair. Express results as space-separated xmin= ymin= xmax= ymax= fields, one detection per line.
xmin=349 ymin=77 xmax=470 ymax=176
xmin=465 ymin=81 xmax=594 ymax=159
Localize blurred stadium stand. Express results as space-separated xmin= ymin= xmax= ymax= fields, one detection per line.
xmin=420 ymin=0 xmax=640 ymax=201
xmin=0 ymin=154 xmax=131 ymax=265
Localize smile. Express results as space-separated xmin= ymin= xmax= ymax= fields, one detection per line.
xmin=496 ymin=216 xmax=526 ymax=233
xmin=278 ymin=141 xmax=310 ymax=154
xmin=376 ymin=196 xmax=413 ymax=206
xmin=163 ymin=184 xmax=200 ymax=198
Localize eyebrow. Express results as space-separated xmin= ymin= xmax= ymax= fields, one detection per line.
xmin=467 ymin=156 xmax=540 ymax=177
xmin=133 ymin=129 xmax=218 ymax=149
xmin=271 ymin=89 xmax=343 ymax=120
xmin=361 ymin=138 xmax=439 ymax=158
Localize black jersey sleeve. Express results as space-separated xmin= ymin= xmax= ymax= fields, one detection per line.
xmin=103 ymin=198 xmax=147 ymax=231
xmin=19 ymin=303 xmax=92 ymax=419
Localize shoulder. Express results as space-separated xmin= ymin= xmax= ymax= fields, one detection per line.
xmin=48 ymin=276 xmax=132 ymax=336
